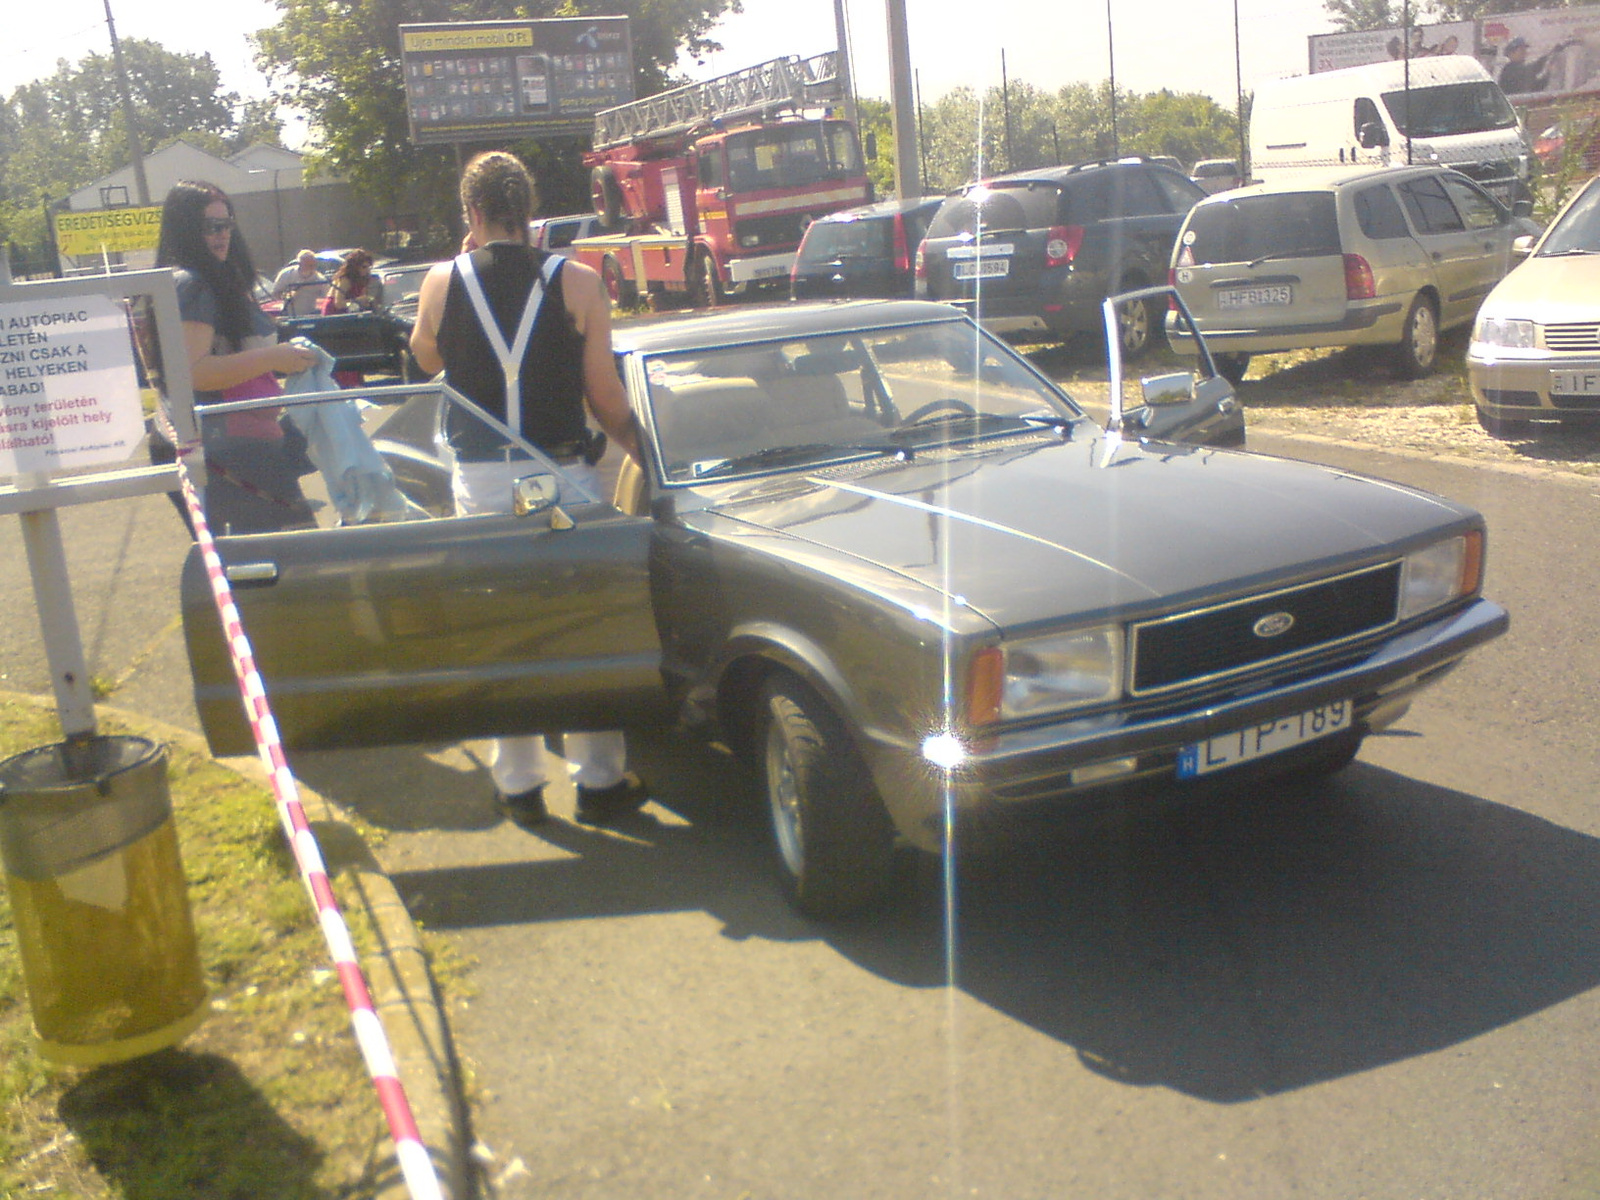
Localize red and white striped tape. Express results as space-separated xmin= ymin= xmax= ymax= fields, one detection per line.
xmin=174 ymin=455 xmax=445 ymax=1200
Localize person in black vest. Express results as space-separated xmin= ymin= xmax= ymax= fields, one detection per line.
xmin=410 ymin=150 xmax=645 ymax=828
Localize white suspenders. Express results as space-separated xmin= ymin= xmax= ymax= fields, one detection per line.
xmin=453 ymin=249 xmax=562 ymax=442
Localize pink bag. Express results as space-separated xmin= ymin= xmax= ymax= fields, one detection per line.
xmin=221 ymin=371 xmax=284 ymax=439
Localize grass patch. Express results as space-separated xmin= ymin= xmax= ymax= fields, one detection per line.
xmin=0 ymin=699 xmax=396 ymax=1199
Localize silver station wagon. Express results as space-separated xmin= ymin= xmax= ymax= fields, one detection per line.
xmin=1166 ymin=164 xmax=1531 ymax=382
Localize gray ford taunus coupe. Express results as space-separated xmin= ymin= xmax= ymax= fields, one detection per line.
xmin=182 ymin=295 xmax=1507 ymax=916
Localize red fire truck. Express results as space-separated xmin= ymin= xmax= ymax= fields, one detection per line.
xmin=570 ymin=53 xmax=872 ymax=308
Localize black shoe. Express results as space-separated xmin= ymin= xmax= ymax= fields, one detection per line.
xmin=574 ymin=773 xmax=648 ymax=825
xmin=495 ymin=785 xmax=548 ymax=828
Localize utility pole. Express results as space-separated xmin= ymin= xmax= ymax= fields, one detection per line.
xmin=833 ymin=0 xmax=858 ymax=130
xmin=885 ymin=0 xmax=918 ymax=200
xmin=103 ymin=0 xmax=151 ymax=206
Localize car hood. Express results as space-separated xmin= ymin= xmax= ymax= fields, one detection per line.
xmin=693 ymin=435 xmax=1472 ymax=629
xmin=1483 ymin=255 xmax=1600 ymax=321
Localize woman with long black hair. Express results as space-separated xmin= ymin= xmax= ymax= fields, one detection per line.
xmin=154 ymin=179 xmax=318 ymax=534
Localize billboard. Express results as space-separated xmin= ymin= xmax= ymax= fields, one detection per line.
xmin=1310 ymin=23 xmax=1477 ymax=73
xmin=1479 ymin=7 xmax=1600 ymax=101
xmin=1308 ymin=6 xmax=1600 ymax=104
xmin=400 ymin=17 xmax=634 ymax=145
xmin=54 ymin=206 xmax=164 ymax=258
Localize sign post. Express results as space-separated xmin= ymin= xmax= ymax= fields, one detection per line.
xmin=0 ymin=266 xmax=198 ymax=745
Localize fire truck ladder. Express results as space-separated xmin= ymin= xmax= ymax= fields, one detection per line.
xmin=592 ymin=53 xmax=842 ymax=150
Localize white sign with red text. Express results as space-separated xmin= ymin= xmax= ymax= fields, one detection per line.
xmin=0 ymin=294 xmax=143 ymax=477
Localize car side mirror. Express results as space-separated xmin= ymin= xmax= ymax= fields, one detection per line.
xmin=1358 ymin=121 xmax=1390 ymax=149
xmin=1140 ymin=372 xmax=1196 ymax=407
xmin=513 ymin=473 xmax=559 ymax=517
xmin=1512 ymin=233 xmax=1536 ymax=258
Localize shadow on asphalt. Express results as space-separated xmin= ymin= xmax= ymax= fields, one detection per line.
xmin=317 ymin=726 xmax=1600 ymax=1106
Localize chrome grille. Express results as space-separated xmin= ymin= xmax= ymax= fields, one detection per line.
xmin=1544 ymin=323 xmax=1600 ymax=352
xmin=1130 ymin=562 xmax=1402 ymax=695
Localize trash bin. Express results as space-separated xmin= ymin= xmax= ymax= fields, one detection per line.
xmin=0 ymin=735 xmax=206 ymax=1066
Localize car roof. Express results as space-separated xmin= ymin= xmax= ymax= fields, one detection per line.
xmin=1191 ymin=163 xmax=1463 ymax=203
xmin=611 ymin=299 xmax=969 ymax=355
xmin=955 ymin=156 xmax=1192 ymax=192
xmin=812 ymin=195 xmax=947 ymax=223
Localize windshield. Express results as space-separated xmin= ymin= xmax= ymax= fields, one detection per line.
xmin=1380 ymin=81 xmax=1519 ymax=137
xmin=643 ymin=318 xmax=1082 ymax=483
xmin=1539 ymin=178 xmax=1600 ymax=254
xmin=797 ymin=215 xmax=895 ymax=263
xmin=724 ymin=120 xmax=863 ymax=191
xmin=1182 ymin=192 xmax=1340 ymax=265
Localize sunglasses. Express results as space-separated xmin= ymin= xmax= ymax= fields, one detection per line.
xmin=202 ymin=218 xmax=235 ymax=236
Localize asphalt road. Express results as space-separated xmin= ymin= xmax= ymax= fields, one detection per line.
xmin=4 ymin=432 xmax=1598 ymax=1200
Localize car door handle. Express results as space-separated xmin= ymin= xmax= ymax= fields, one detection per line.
xmin=224 ymin=562 xmax=279 ymax=585
xmin=1432 ymin=251 xmax=1443 ymax=261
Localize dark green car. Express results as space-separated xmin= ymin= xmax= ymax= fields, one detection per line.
xmin=182 ymin=298 xmax=1506 ymax=916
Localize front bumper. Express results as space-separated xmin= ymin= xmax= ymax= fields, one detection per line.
xmin=863 ymin=597 xmax=1507 ymax=851
xmin=1469 ymin=347 xmax=1600 ymax=420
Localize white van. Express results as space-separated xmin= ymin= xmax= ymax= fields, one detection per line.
xmin=1250 ymin=56 xmax=1532 ymax=213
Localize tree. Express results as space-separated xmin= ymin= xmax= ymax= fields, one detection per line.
xmin=1323 ymin=0 xmax=1403 ymax=33
xmin=255 ymin=0 xmax=744 ymax=224
xmin=0 ymin=41 xmax=277 ymax=251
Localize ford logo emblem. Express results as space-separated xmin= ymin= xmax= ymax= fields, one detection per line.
xmin=1253 ymin=611 xmax=1296 ymax=639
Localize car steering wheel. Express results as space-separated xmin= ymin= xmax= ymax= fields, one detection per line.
xmin=900 ymin=398 xmax=978 ymax=425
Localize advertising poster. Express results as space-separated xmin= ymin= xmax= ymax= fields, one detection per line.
xmin=1478 ymin=6 xmax=1600 ymax=100
xmin=400 ymin=17 xmax=634 ymax=144
xmin=0 ymin=295 xmax=144 ymax=477
xmin=1310 ymin=22 xmax=1478 ymax=73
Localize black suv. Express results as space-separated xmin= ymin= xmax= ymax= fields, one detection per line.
xmin=790 ymin=195 xmax=946 ymax=300
xmin=916 ymin=157 xmax=1207 ymax=356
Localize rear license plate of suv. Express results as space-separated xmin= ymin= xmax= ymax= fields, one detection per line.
xmin=1217 ymin=285 xmax=1292 ymax=310
xmin=954 ymin=258 xmax=1010 ymax=280
xmin=1176 ymin=700 xmax=1350 ymax=778
xmin=1550 ymin=369 xmax=1600 ymax=396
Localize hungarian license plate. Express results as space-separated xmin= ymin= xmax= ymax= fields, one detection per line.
xmin=1176 ymin=700 xmax=1350 ymax=778
xmin=954 ymin=258 xmax=1010 ymax=280
xmin=1550 ymin=369 xmax=1600 ymax=396
xmin=1217 ymin=285 xmax=1292 ymax=310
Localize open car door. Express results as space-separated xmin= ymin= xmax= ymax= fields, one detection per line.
xmin=180 ymin=384 xmax=668 ymax=757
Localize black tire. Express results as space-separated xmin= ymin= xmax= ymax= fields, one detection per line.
xmin=1476 ymin=405 xmax=1532 ymax=439
xmin=760 ymin=675 xmax=896 ymax=918
xmin=600 ymin=256 xmax=635 ymax=307
xmin=690 ymin=250 xmax=722 ymax=309
xmin=1213 ymin=352 xmax=1251 ymax=384
xmin=1393 ymin=295 xmax=1439 ymax=379
xmin=1115 ymin=293 xmax=1162 ymax=360
xmin=590 ymin=164 xmax=624 ymax=229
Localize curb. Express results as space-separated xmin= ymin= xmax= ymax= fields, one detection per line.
xmin=2 ymin=692 xmax=469 ymax=1200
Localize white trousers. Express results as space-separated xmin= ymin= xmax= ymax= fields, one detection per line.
xmin=453 ymin=456 xmax=627 ymax=796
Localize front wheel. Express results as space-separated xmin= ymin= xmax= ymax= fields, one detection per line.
xmin=1393 ymin=295 xmax=1439 ymax=379
xmin=691 ymin=251 xmax=722 ymax=309
xmin=761 ymin=675 xmax=896 ymax=918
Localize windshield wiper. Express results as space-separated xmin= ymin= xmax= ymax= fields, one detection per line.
xmin=689 ymin=440 xmax=907 ymax=479
xmin=1248 ymin=246 xmax=1337 ymax=267
xmin=1539 ymin=247 xmax=1600 ymax=257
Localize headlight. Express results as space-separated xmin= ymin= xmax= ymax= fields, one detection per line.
xmin=1398 ymin=532 xmax=1483 ymax=621
xmin=968 ymin=627 xmax=1124 ymax=723
xmin=1473 ymin=316 xmax=1536 ymax=349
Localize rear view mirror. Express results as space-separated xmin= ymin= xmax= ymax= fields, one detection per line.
xmin=513 ymin=473 xmax=559 ymax=517
xmin=1140 ymin=372 xmax=1197 ymax=407
xmin=1358 ymin=121 xmax=1390 ymax=149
